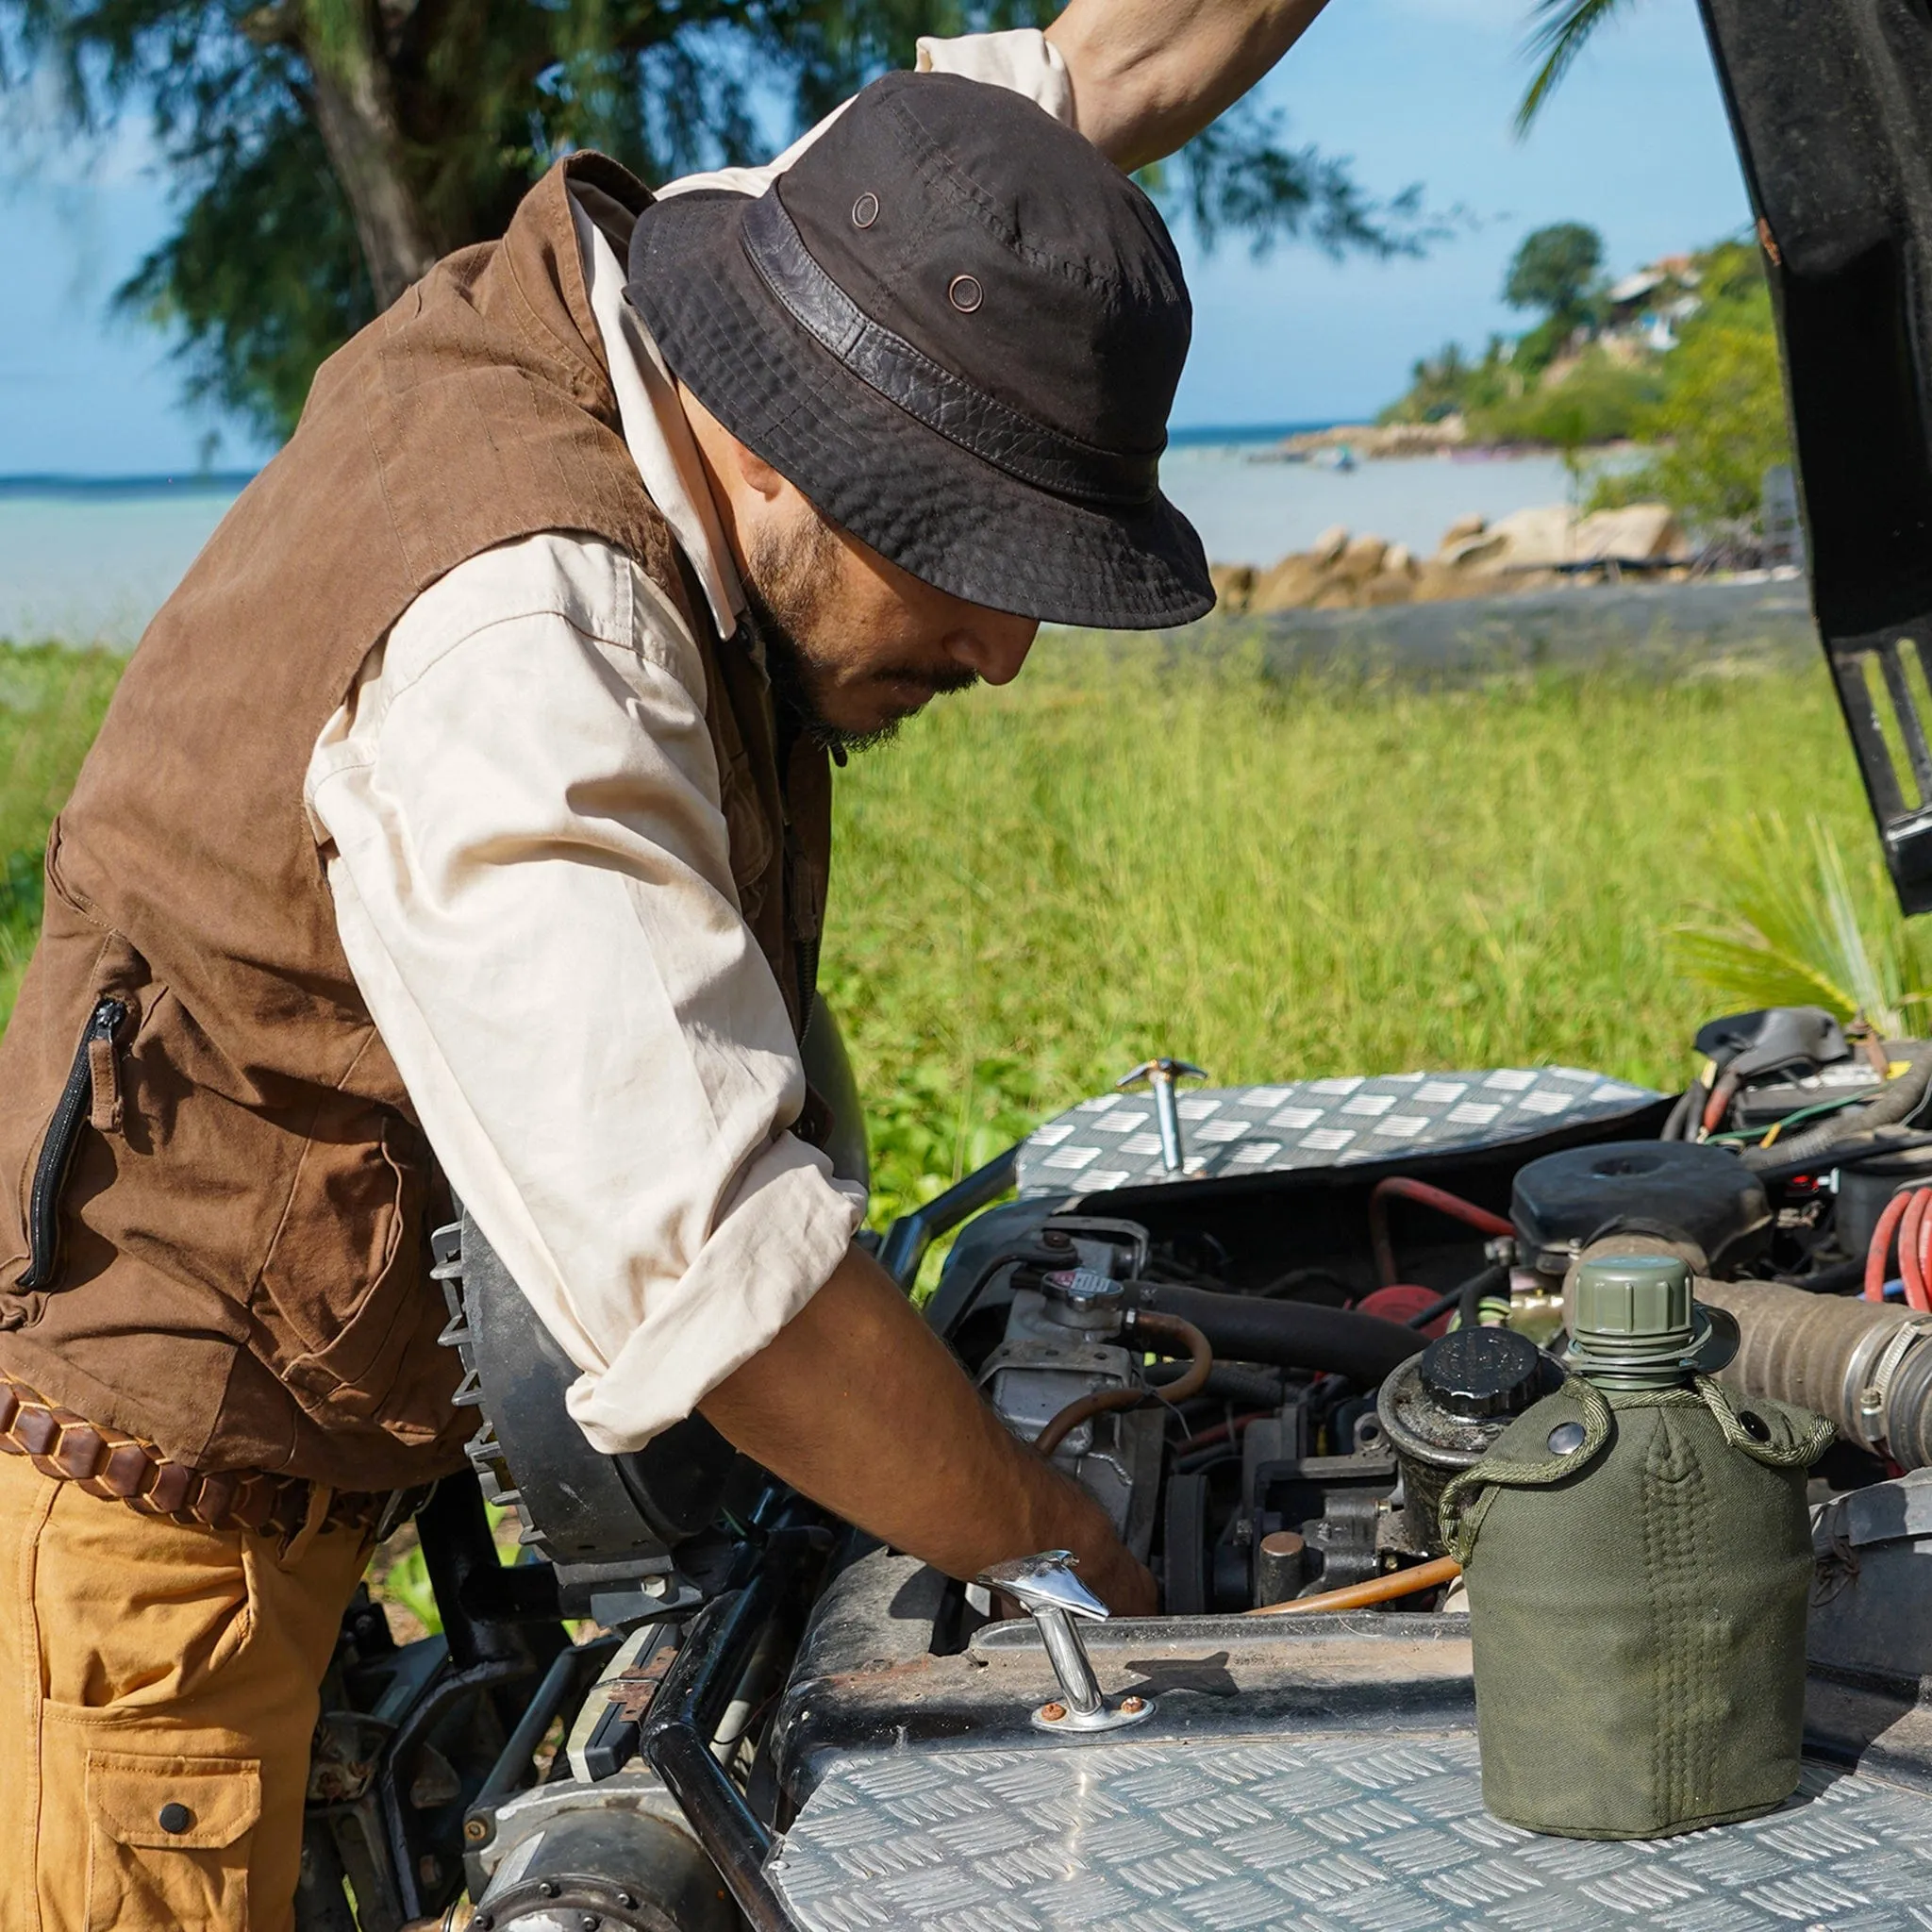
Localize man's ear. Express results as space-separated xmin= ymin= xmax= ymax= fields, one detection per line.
xmin=729 ymin=434 xmax=787 ymax=504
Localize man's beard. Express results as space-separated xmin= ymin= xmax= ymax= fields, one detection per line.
xmin=740 ymin=515 xmax=977 ymax=755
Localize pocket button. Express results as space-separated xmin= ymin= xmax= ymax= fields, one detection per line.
xmin=158 ymin=1802 xmax=192 ymax=1833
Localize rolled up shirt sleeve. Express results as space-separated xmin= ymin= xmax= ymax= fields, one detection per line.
xmin=305 ymin=533 xmax=863 ymax=1455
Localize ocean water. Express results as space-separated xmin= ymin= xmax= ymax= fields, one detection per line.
xmin=0 ymin=448 xmax=1586 ymax=646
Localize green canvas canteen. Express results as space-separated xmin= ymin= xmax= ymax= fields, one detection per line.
xmin=1441 ymin=1254 xmax=1834 ymax=1840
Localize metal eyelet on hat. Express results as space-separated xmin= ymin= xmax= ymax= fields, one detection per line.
xmin=851 ymin=192 xmax=879 ymax=229
xmin=948 ymin=274 xmax=984 ymax=314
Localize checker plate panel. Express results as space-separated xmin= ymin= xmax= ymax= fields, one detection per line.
xmin=767 ymin=1734 xmax=1932 ymax=1930
xmin=1015 ymin=1069 xmax=1663 ymax=1195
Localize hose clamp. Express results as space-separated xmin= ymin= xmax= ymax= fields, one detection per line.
xmin=1857 ymin=1316 xmax=1932 ymax=1450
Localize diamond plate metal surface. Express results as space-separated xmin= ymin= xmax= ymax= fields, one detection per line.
xmin=767 ymin=1734 xmax=1932 ymax=1931
xmin=1013 ymin=1070 xmax=1662 ymax=1197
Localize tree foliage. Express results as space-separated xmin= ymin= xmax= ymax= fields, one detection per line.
xmin=1514 ymin=0 xmax=1633 ymax=131
xmin=1590 ymin=242 xmax=1790 ymax=534
xmin=1503 ymin=221 xmax=1602 ymax=324
xmin=2 ymin=0 xmax=1431 ymax=441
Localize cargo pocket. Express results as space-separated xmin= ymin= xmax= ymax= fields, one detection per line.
xmin=84 ymin=1751 xmax=259 ymax=1931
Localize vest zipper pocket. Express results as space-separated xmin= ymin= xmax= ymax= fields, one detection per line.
xmin=20 ymin=996 xmax=125 ymax=1291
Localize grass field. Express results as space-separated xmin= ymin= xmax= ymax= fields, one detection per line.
xmin=0 ymin=628 xmax=1883 ymax=1240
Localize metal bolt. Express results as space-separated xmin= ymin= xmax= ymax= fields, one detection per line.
xmin=1119 ymin=1695 xmax=1146 ymax=1715
xmin=1041 ymin=1229 xmax=1073 ymax=1251
xmin=616 ymin=1894 xmax=637 ymax=1911
xmin=579 ymin=1916 xmax=602 ymax=1932
xmin=463 ymin=1817 xmax=490 ymax=1843
xmin=1041 ymin=1702 xmax=1067 ymax=1722
xmin=539 ymin=1882 xmax=560 ymax=1899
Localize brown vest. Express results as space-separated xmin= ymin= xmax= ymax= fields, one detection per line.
xmin=0 ymin=155 xmax=830 ymax=1491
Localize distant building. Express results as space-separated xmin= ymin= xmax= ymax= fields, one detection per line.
xmin=1605 ymin=258 xmax=1704 ymax=352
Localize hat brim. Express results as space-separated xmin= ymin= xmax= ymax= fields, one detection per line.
xmin=628 ymin=192 xmax=1214 ymax=631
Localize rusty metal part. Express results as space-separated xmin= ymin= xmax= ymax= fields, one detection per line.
xmin=1031 ymin=1311 xmax=1212 ymax=1457
xmin=0 ymin=1370 xmax=392 ymax=1539
xmin=1246 ymin=1554 xmax=1462 ymax=1616
xmin=605 ymin=1645 xmax=678 ymax=1724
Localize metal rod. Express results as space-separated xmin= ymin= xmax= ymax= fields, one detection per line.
xmin=1034 ymin=1607 xmax=1105 ymax=1716
xmin=641 ymin=1526 xmax=821 ymax=1932
xmin=1149 ymin=1068 xmax=1183 ymax=1172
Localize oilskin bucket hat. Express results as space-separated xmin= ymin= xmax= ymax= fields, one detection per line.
xmin=627 ymin=70 xmax=1214 ymax=631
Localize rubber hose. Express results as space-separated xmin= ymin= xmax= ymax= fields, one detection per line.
xmin=1367 ymin=1177 xmax=1515 ymax=1288
xmin=1125 ymin=1280 xmax=1422 ymax=1384
xmin=1144 ymin=1358 xmax=1284 ymax=1407
xmin=1741 ymin=1043 xmax=1932 ymax=1171
xmin=1032 ymin=1311 xmax=1213 ymax=1458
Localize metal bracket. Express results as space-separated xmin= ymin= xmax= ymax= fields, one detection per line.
xmin=975 ymin=1552 xmax=1154 ymax=1735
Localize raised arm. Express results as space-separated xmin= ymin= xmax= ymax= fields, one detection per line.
xmin=1046 ymin=0 xmax=1332 ymax=171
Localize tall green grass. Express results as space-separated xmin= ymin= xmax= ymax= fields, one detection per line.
xmin=823 ymin=632 xmax=1877 ymax=1225
xmin=0 ymin=633 xmax=1885 ymax=1232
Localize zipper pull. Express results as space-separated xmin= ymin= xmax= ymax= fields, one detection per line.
xmin=87 ymin=998 xmax=127 ymax=1133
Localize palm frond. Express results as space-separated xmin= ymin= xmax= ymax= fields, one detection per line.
xmin=1670 ymin=812 xmax=1920 ymax=1036
xmin=1515 ymin=0 xmax=1637 ymax=134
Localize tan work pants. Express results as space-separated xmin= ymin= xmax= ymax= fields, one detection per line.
xmin=0 ymin=1452 xmax=374 ymax=1932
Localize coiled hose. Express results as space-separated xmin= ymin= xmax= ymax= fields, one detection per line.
xmin=1032 ymin=1311 xmax=1212 ymax=1458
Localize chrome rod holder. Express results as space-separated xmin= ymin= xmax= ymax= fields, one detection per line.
xmin=976 ymin=1552 xmax=1155 ymax=1735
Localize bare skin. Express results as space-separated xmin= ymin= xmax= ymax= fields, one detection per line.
xmin=700 ymin=1247 xmax=1158 ymax=1615
xmin=1047 ymin=0 xmax=1335 ymax=173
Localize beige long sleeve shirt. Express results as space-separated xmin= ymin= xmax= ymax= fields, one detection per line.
xmin=303 ymin=32 xmax=1074 ymax=1457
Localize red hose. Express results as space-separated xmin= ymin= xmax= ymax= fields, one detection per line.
xmin=1369 ymin=1178 xmax=1514 ymax=1288
xmin=1903 ymin=1191 xmax=1931 ymax=1314
xmin=1867 ymin=1189 xmax=1911 ymax=1302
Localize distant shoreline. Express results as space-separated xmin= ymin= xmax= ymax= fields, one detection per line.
xmin=0 ymin=472 xmax=258 ymax=500
xmin=0 ymin=428 xmax=1348 ymax=495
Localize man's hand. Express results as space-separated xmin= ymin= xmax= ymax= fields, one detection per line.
xmin=1046 ymin=0 xmax=1331 ymax=173
xmin=699 ymin=1244 xmax=1157 ymax=1616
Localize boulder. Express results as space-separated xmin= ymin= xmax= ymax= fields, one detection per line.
xmin=1384 ymin=542 xmax=1416 ymax=577
xmin=1308 ymin=524 xmax=1350 ymax=567
xmin=1476 ymin=504 xmax=1577 ymax=570
xmin=1439 ymin=512 xmax=1488 ymax=549
xmin=1363 ymin=572 xmax=1415 ymax=606
xmin=1572 ymin=503 xmax=1689 ymax=563
xmin=1210 ymin=563 xmax=1257 ymax=613
xmin=1248 ymin=554 xmax=1326 ymax=612
xmin=1334 ymin=534 xmax=1390 ymax=583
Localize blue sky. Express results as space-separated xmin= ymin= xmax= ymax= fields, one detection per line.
xmin=0 ymin=0 xmax=1750 ymax=475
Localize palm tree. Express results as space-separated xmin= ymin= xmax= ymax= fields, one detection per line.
xmin=1516 ymin=0 xmax=1637 ymax=132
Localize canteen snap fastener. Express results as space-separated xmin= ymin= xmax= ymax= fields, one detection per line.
xmin=1547 ymin=1421 xmax=1587 ymax=1455
xmin=948 ymin=274 xmax=984 ymax=313
xmin=157 ymin=1802 xmax=193 ymax=1834
xmin=1740 ymin=1409 xmax=1771 ymax=1441
xmin=851 ymin=192 xmax=879 ymax=228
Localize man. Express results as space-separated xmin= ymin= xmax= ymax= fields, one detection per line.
xmin=0 ymin=3 xmax=1325 ymax=1925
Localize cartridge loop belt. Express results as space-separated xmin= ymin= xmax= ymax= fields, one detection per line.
xmin=0 ymin=1371 xmax=420 ymax=1541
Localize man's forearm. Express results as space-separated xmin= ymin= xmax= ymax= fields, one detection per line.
xmin=1046 ymin=0 xmax=1331 ymax=172
xmin=698 ymin=1243 xmax=1156 ymax=1613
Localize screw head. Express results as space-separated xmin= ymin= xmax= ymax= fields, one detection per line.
xmin=1041 ymin=1702 xmax=1067 ymax=1722
xmin=463 ymin=1816 xmax=490 ymax=1843
xmin=1119 ymin=1695 xmax=1145 ymax=1715
xmin=539 ymin=1881 xmax=560 ymax=1899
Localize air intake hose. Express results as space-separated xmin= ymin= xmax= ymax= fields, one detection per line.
xmin=1124 ymin=1280 xmax=1422 ymax=1385
xmin=1696 ymin=1275 xmax=1932 ymax=1469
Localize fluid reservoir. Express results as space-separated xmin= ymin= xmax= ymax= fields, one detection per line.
xmin=1375 ymin=1327 xmax=1563 ymax=1554
xmin=1442 ymin=1255 xmax=1833 ymax=1839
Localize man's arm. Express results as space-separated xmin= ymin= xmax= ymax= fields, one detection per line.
xmin=1046 ymin=0 xmax=1333 ymax=172
xmin=701 ymin=1244 xmax=1158 ymax=1616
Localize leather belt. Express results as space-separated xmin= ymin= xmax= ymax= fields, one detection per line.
xmin=0 ymin=1373 xmax=429 ymax=1541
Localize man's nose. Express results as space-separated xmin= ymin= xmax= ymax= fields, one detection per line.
xmin=946 ymin=616 xmax=1039 ymax=687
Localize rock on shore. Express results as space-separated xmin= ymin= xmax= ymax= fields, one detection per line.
xmin=1209 ymin=503 xmax=1690 ymax=616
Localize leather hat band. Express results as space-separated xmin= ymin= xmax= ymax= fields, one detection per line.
xmin=740 ymin=190 xmax=1159 ymax=508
